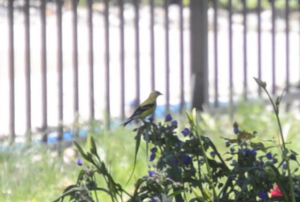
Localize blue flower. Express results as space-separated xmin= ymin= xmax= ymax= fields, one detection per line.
xmin=149 ymin=153 xmax=156 ymax=161
xmin=181 ymin=128 xmax=190 ymax=137
xmin=251 ymin=149 xmax=257 ymax=156
xmin=230 ymin=147 xmax=235 ymax=153
xmin=173 ymin=157 xmax=179 ymax=164
xmin=210 ymin=151 xmax=216 ymax=158
xmin=259 ymin=161 xmax=264 ymax=168
xmin=258 ymin=192 xmax=268 ymax=200
xmin=266 ymin=152 xmax=272 ymax=160
xmin=150 ymin=147 xmax=157 ymax=153
xmin=246 ymin=149 xmax=252 ymax=155
xmin=148 ymin=170 xmax=155 ymax=177
xmin=172 ymin=120 xmax=178 ymax=128
xmin=283 ymin=164 xmax=287 ymax=170
xmin=182 ymin=155 xmax=192 ymax=165
xmin=76 ymin=158 xmax=83 ymax=166
xmin=165 ymin=114 xmax=172 ymax=122
xmin=233 ymin=122 xmax=239 ymax=134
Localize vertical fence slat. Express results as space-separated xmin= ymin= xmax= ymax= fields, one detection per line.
xmin=228 ymin=0 xmax=233 ymax=115
xmin=41 ymin=0 xmax=48 ymax=143
xmin=190 ymin=0 xmax=208 ymax=111
xmin=8 ymin=0 xmax=15 ymax=144
xmin=242 ymin=0 xmax=247 ymax=100
xmin=25 ymin=0 xmax=31 ymax=134
xmin=150 ymin=0 xmax=155 ymax=91
xmin=87 ymin=0 xmax=94 ymax=120
xmin=104 ymin=0 xmax=110 ymax=129
xmin=119 ymin=0 xmax=125 ymax=120
xmin=179 ymin=0 xmax=184 ymax=112
xmin=133 ymin=0 xmax=140 ymax=107
xmin=257 ymin=0 xmax=262 ymax=96
xmin=164 ymin=0 xmax=170 ymax=113
xmin=299 ymin=0 xmax=300 ymax=88
xmin=270 ymin=0 xmax=276 ymax=95
xmin=213 ymin=0 xmax=218 ymax=107
xmin=72 ymin=0 xmax=79 ymax=116
xmin=285 ymin=0 xmax=290 ymax=93
xmin=56 ymin=0 xmax=63 ymax=143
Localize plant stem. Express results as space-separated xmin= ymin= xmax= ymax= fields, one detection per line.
xmin=264 ymin=89 xmax=295 ymax=202
xmin=194 ymin=121 xmax=218 ymax=202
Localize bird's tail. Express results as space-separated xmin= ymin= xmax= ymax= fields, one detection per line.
xmin=121 ymin=118 xmax=132 ymax=127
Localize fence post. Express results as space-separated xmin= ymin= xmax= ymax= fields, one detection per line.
xmin=8 ymin=0 xmax=15 ymax=144
xmin=190 ymin=0 xmax=208 ymax=111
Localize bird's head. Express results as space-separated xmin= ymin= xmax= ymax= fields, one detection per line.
xmin=149 ymin=91 xmax=162 ymax=99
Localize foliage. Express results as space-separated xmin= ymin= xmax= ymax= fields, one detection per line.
xmin=54 ymin=79 xmax=300 ymax=202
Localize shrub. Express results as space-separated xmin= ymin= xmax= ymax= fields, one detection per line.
xmin=54 ymin=78 xmax=300 ymax=202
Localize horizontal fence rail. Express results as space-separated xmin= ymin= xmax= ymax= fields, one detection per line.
xmin=0 ymin=0 xmax=299 ymax=146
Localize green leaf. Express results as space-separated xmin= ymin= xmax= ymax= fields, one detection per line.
xmin=52 ymin=186 xmax=85 ymax=202
xmin=74 ymin=141 xmax=88 ymax=159
xmin=126 ymin=125 xmax=144 ymax=185
xmin=90 ymin=136 xmax=98 ymax=157
xmin=185 ymin=111 xmax=194 ymax=124
xmin=253 ymin=77 xmax=267 ymax=89
xmin=192 ymin=108 xmax=197 ymax=121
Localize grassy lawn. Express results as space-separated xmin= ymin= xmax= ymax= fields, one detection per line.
xmin=1 ymin=100 xmax=300 ymax=201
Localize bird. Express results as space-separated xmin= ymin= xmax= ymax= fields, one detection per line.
xmin=122 ymin=91 xmax=162 ymax=127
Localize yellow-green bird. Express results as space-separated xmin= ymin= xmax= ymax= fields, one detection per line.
xmin=122 ymin=91 xmax=162 ymax=126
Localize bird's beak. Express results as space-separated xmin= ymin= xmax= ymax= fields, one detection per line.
xmin=157 ymin=91 xmax=162 ymax=95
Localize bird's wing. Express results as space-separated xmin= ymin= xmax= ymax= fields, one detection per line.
xmin=130 ymin=102 xmax=155 ymax=118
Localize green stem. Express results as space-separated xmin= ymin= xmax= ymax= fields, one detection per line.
xmin=264 ymin=89 xmax=295 ymax=202
xmin=194 ymin=122 xmax=219 ymax=202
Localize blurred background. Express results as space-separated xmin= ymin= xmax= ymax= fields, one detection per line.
xmin=1 ymin=0 xmax=300 ymax=201
xmin=0 ymin=0 xmax=300 ymax=147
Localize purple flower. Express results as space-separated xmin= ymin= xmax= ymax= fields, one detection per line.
xmin=246 ymin=149 xmax=252 ymax=155
xmin=182 ymin=155 xmax=192 ymax=165
xmin=165 ymin=114 xmax=172 ymax=122
xmin=258 ymin=192 xmax=268 ymax=200
xmin=172 ymin=120 xmax=178 ymax=128
xmin=259 ymin=161 xmax=264 ymax=168
xmin=150 ymin=147 xmax=157 ymax=153
xmin=150 ymin=153 xmax=156 ymax=161
xmin=148 ymin=170 xmax=155 ymax=177
xmin=283 ymin=164 xmax=287 ymax=170
xmin=251 ymin=149 xmax=257 ymax=156
xmin=233 ymin=122 xmax=239 ymax=134
xmin=210 ymin=151 xmax=216 ymax=158
xmin=173 ymin=157 xmax=179 ymax=164
xmin=181 ymin=128 xmax=190 ymax=137
xmin=76 ymin=158 xmax=83 ymax=166
xmin=230 ymin=147 xmax=235 ymax=153
xmin=266 ymin=152 xmax=272 ymax=160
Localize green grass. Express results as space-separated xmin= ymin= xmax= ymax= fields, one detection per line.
xmin=1 ymin=100 xmax=300 ymax=201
